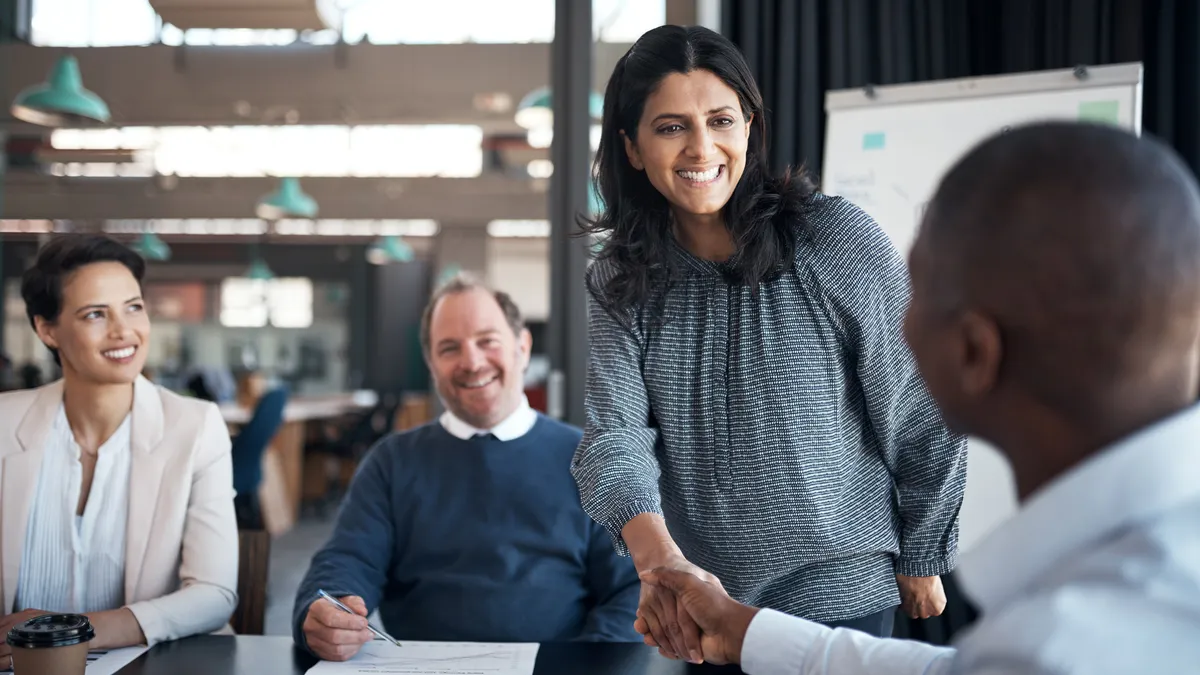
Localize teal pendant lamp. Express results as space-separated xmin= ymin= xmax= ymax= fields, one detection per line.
xmin=588 ymin=179 xmax=603 ymax=216
xmin=246 ymin=258 xmax=274 ymax=280
xmin=12 ymin=55 xmax=111 ymax=127
xmin=256 ymin=177 xmax=318 ymax=220
xmin=130 ymin=232 xmax=171 ymax=262
xmin=366 ymin=235 xmax=414 ymax=265
xmin=515 ymin=86 xmax=604 ymax=130
xmin=437 ymin=263 xmax=463 ymax=285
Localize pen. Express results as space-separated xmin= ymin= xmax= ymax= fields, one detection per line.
xmin=317 ymin=589 xmax=402 ymax=647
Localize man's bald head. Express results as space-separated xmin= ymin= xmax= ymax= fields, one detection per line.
xmin=907 ymin=122 xmax=1200 ymax=434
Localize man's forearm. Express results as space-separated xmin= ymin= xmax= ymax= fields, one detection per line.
xmin=741 ymin=609 xmax=956 ymax=675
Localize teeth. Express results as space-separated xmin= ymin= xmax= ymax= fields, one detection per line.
xmin=103 ymin=347 xmax=135 ymax=359
xmin=678 ymin=167 xmax=720 ymax=182
xmin=461 ymin=376 xmax=497 ymax=389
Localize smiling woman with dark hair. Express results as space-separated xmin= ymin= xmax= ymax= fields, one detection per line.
xmin=0 ymin=235 xmax=238 ymax=667
xmin=571 ymin=25 xmax=968 ymax=662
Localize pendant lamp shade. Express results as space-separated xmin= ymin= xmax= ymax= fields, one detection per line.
xmin=256 ymin=177 xmax=318 ymax=219
xmin=129 ymin=232 xmax=171 ymax=262
xmin=588 ymin=179 xmax=603 ymax=216
xmin=246 ymin=258 xmax=274 ymax=280
xmin=515 ymin=86 xmax=604 ymax=130
xmin=11 ymin=55 xmax=111 ymax=127
xmin=366 ymin=236 xmax=414 ymax=265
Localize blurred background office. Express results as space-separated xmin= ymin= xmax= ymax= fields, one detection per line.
xmin=0 ymin=0 xmax=690 ymax=637
xmin=2 ymin=0 xmax=1198 ymax=646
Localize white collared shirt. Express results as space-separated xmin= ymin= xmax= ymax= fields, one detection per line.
xmin=439 ymin=395 xmax=538 ymax=441
xmin=15 ymin=405 xmax=133 ymax=613
xmin=740 ymin=404 xmax=1200 ymax=675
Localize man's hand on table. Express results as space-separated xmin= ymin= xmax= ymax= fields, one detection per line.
xmin=302 ymin=595 xmax=374 ymax=662
xmin=636 ymin=568 xmax=759 ymax=666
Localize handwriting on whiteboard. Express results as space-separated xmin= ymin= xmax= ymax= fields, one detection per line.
xmin=827 ymin=169 xmax=877 ymax=206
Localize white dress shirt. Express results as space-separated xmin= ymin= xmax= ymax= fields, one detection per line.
xmin=741 ymin=404 xmax=1200 ymax=675
xmin=15 ymin=405 xmax=133 ymax=613
xmin=439 ymin=395 xmax=538 ymax=441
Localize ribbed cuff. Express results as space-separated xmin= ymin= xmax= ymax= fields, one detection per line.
xmin=895 ymin=551 xmax=958 ymax=577
xmin=603 ymin=499 xmax=663 ymax=556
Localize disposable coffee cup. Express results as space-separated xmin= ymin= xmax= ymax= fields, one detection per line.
xmin=7 ymin=614 xmax=94 ymax=675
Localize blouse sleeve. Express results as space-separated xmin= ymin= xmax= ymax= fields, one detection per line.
xmin=570 ymin=262 xmax=664 ymax=555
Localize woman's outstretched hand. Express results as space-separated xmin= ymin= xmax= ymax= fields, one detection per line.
xmin=633 ymin=555 xmax=726 ymax=664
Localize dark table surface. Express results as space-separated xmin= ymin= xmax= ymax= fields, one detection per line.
xmin=116 ymin=636 xmax=748 ymax=675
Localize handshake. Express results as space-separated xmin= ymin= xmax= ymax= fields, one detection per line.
xmin=635 ymin=558 xmax=948 ymax=666
xmin=633 ymin=558 xmax=759 ymax=666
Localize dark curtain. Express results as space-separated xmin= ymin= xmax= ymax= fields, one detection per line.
xmin=720 ymin=0 xmax=1200 ymax=646
xmin=722 ymin=0 xmax=1200 ymax=179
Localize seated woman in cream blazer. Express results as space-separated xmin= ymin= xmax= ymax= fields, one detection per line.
xmin=0 ymin=235 xmax=238 ymax=667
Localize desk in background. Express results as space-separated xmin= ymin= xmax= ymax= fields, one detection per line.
xmin=115 ymin=635 xmax=746 ymax=674
xmin=220 ymin=391 xmax=378 ymax=535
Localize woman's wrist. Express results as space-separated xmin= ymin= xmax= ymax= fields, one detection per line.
xmin=86 ymin=608 xmax=145 ymax=649
xmin=622 ymin=513 xmax=684 ymax=572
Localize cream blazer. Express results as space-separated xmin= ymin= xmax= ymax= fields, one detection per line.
xmin=0 ymin=375 xmax=239 ymax=645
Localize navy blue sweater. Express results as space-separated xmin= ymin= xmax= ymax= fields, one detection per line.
xmin=293 ymin=415 xmax=641 ymax=648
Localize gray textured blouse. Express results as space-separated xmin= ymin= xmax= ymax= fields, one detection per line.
xmin=571 ymin=193 xmax=968 ymax=622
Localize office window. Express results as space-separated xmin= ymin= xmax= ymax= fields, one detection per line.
xmin=219 ymin=278 xmax=269 ymax=328
xmin=31 ymin=0 xmax=158 ymax=47
xmin=266 ymin=278 xmax=314 ymax=328
xmin=32 ymin=0 xmax=664 ymax=46
xmin=220 ymin=277 xmax=313 ymax=328
xmin=50 ymin=125 xmax=483 ymax=178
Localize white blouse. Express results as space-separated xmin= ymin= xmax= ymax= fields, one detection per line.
xmin=15 ymin=405 xmax=132 ymax=613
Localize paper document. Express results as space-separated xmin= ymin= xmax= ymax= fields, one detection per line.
xmin=306 ymin=640 xmax=539 ymax=675
xmin=85 ymin=646 xmax=151 ymax=675
xmin=0 ymin=645 xmax=149 ymax=675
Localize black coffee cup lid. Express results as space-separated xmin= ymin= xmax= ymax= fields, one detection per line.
xmin=6 ymin=614 xmax=95 ymax=649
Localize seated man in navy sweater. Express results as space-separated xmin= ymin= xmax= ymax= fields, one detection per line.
xmin=294 ymin=275 xmax=640 ymax=661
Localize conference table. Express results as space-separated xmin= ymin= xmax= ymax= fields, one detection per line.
xmin=115 ymin=636 xmax=749 ymax=674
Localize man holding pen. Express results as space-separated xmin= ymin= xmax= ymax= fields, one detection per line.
xmin=293 ymin=276 xmax=640 ymax=661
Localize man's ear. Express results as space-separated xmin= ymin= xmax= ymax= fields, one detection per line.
xmin=519 ymin=327 xmax=533 ymax=357
xmin=957 ymin=310 xmax=1003 ymax=398
xmin=622 ymin=130 xmax=644 ymax=171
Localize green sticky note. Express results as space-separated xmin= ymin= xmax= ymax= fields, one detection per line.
xmin=1079 ymin=100 xmax=1120 ymax=125
xmin=862 ymin=132 xmax=886 ymax=150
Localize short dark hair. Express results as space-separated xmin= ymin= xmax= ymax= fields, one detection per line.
xmin=582 ymin=25 xmax=814 ymax=321
xmin=21 ymin=234 xmax=146 ymax=364
xmin=925 ymin=121 xmax=1200 ymax=415
xmin=419 ymin=273 xmax=525 ymax=358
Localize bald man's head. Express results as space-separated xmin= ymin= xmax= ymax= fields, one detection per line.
xmin=904 ymin=122 xmax=1200 ymax=443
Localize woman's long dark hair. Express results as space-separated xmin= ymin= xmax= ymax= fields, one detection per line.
xmin=582 ymin=25 xmax=814 ymax=320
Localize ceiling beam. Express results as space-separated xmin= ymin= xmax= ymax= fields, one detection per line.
xmin=2 ymin=174 xmax=548 ymax=220
xmin=150 ymin=0 xmax=330 ymax=30
xmin=0 ymin=42 xmax=630 ymax=131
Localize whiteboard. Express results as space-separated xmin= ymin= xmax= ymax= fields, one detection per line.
xmin=820 ymin=63 xmax=1144 ymax=553
xmin=823 ymin=63 xmax=1142 ymax=255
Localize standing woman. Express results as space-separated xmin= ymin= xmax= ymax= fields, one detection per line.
xmin=0 ymin=235 xmax=238 ymax=667
xmin=572 ymin=25 xmax=967 ymax=662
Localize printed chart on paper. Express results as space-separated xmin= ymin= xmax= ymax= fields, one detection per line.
xmin=306 ymin=640 xmax=539 ymax=675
